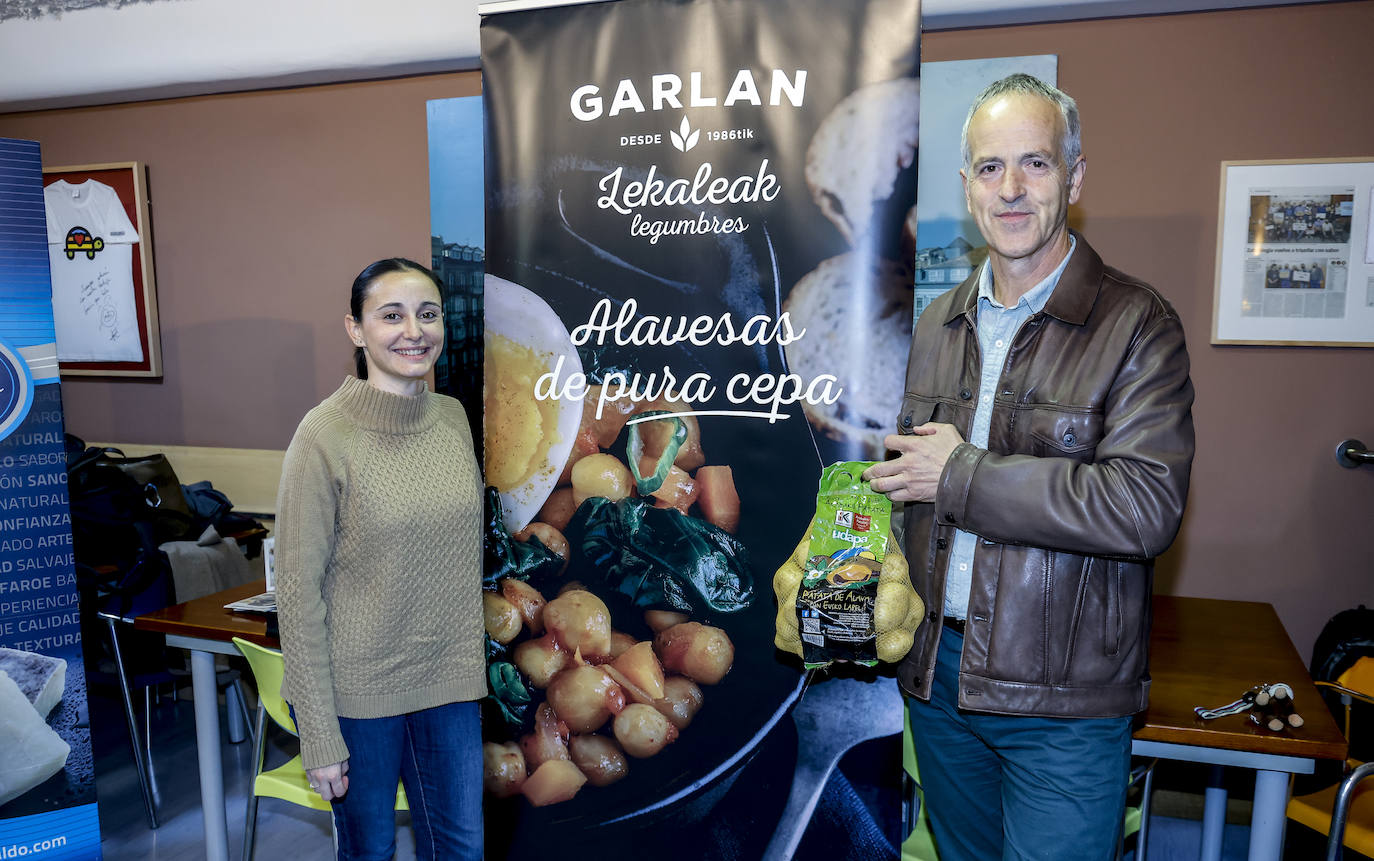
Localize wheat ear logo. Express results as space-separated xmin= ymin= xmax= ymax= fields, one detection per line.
xmin=670 ymin=116 xmax=700 ymax=153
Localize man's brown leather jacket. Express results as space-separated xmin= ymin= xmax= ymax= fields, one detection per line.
xmin=897 ymin=233 xmax=1195 ymax=718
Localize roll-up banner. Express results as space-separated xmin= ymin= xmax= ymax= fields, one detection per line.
xmin=478 ymin=0 xmax=919 ymax=855
xmin=0 ymin=139 xmax=102 ymax=859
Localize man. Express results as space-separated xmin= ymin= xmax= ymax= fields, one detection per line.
xmin=1294 ymin=263 xmax=1311 ymax=287
xmin=864 ymin=74 xmax=1194 ymax=860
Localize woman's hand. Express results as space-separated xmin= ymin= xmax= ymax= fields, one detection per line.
xmin=306 ymin=760 xmax=349 ymax=801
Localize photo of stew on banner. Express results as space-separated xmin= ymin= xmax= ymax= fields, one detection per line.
xmin=477 ymin=0 xmax=920 ymax=855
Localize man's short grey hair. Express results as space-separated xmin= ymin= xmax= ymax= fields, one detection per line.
xmin=960 ymin=73 xmax=1081 ymax=173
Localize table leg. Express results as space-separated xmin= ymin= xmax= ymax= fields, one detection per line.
xmin=1246 ymin=769 xmax=1289 ymax=861
xmin=191 ymin=648 xmax=230 ymax=861
xmin=1200 ymin=765 xmax=1227 ymax=861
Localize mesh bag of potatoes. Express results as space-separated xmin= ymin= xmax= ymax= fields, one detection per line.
xmin=773 ymin=462 xmax=924 ymax=668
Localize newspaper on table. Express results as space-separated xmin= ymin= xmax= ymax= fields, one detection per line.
xmin=223 ymin=591 xmax=276 ymax=613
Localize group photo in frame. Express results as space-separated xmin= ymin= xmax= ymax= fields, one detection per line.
xmin=41 ymin=161 xmax=163 ymax=376
xmin=1212 ymin=157 xmax=1374 ymax=347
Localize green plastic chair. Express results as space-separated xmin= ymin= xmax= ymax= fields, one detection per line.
xmin=900 ymin=716 xmax=938 ymax=861
xmin=232 ymin=637 xmax=408 ymax=861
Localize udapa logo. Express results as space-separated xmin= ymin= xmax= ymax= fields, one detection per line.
xmin=670 ymin=117 xmax=699 ymax=153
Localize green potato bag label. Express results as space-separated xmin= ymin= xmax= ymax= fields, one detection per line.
xmin=797 ymin=461 xmax=890 ymax=669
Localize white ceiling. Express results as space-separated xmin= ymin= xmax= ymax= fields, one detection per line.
xmin=0 ymin=0 xmax=1343 ymax=113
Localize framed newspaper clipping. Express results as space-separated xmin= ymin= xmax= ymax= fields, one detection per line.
xmin=41 ymin=161 xmax=163 ymax=376
xmin=1212 ymin=157 xmax=1374 ymax=347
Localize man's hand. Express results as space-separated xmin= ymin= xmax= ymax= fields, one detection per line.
xmin=307 ymin=759 xmax=349 ymax=802
xmin=863 ymin=424 xmax=966 ymax=502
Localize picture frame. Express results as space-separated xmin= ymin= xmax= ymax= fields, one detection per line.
xmin=41 ymin=161 xmax=162 ymax=376
xmin=1211 ymin=157 xmax=1374 ymax=347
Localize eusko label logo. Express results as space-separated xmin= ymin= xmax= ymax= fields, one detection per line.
xmin=0 ymin=337 xmax=35 ymax=444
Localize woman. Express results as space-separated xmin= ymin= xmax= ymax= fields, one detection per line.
xmin=276 ymin=258 xmax=484 ymax=860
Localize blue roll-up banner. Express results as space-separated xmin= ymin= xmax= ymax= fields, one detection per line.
xmin=0 ymin=139 xmax=102 ymax=859
xmin=477 ymin=0 xmax=920 ymax=856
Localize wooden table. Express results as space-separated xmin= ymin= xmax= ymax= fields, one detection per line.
xmin=136 ymin=580 xmax=273 ymax=861
xmin=1134 ymin=596 xmax=1347 ymax=861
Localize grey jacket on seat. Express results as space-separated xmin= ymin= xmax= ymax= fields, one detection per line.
xmin=897 ymin=233 xmax=1195 ymax=718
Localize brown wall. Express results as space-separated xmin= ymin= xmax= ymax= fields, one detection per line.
xmin=0 ymin=71 xmax=481 ymax=450
xmin=2 ymin=1 xmax=1372 ymax=660
xmin=923 ymin=1 xmax=1374 ymax=661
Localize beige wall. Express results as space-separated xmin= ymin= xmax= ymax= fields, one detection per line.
xmin=3 ymin=1 xmax=1372 ymax=660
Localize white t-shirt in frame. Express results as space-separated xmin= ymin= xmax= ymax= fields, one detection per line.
xmin=43 ymin=179 xmax=145 ymax=363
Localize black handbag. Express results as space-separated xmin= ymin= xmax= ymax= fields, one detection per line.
xmin=67 ymin=441 xmax=197 ymax=546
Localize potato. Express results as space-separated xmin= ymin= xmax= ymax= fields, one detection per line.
xmin=571 ymin=454 xmax=634 ymax=507
xmin=520 ymin=702 xmax=570 ymax=771
xmin=772 ymin=539 xmax=807 ymax=656
xmin=775 ymin=535 xmax=924 ymax=664
xmin=874 ymin=578 xmax=910 ymax=633
xmin=610 ymin=642 xmax=665 ymax=701
xmin=876 ymin=626 xmax=916 ymax=664
xmin=569 ymin=734 xmax=629 ymax=787
xmin=637 ymin=460 xmax=698 ymax=514
xmin=644 ymin=610 xmax=689 ymax=633
xmin=673 ymin=413 xmax=706 ymax=472
xmin=557 ymin=423 xmax=602 ymax=485
xmin=873 ymin=540 xmax=923 ymax=664
xmin=696 ymin=465 xmax=740 ymax=533
xmin=483 ymin=741 xmax=526 ymax=798
xmin=522 ymin=759 xmax=586 ymax=807
xmin=546 ymin=665 xmax=625 ymax=733
xmin=536 ymin=487 xmax=578 ymax=532
xmin=613 ymin=703 xmax=679 ymax=758
xmin=654 ymin=622 xmax=734 ymax=685
xmin=603 ymin=665 xmax=652 ymax=705
xmin=656 ymin=676 xmax=704 ymax=731
xmin=513 ymin=633 xmax=568 ymax=689
xmin=634 ymin=399 xmax=705 ymax=472
xmin=483 ymin=592 xmax=522 ymax=645
xmin=513 ymin=522 xmax=570 ymax=563
xmin=587 ymin=386 xmax=637 ymax=447
xmin=500 ymin=578 xmax=548 ymax=635
xmin=608 ymin=630 xmax=637 ymax=659
xmin=544 ymin=590 xmax=613 ymax=659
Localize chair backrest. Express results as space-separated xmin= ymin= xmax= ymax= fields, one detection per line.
xmin=1337 ymin=657 xmax=1374 ymax=699
xmin=232 ymin=637 xmax=297 ymax=735
xmin=1323 ymin=656 xmax=1374 ymax=755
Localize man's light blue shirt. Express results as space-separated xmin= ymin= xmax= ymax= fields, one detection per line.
xmin=943 ymin=237 xmax=1076 ymax=619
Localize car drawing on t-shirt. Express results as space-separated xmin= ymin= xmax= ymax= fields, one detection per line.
xmin=64 ymin=226 xmax=104 ymax=260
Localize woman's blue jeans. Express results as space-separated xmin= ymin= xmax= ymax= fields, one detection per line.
xmin=332 ymin=700 xmax=483 ymax=861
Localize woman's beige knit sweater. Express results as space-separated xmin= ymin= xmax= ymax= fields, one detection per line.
xmin=276 ymin=377 xmax=486 ymax=770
